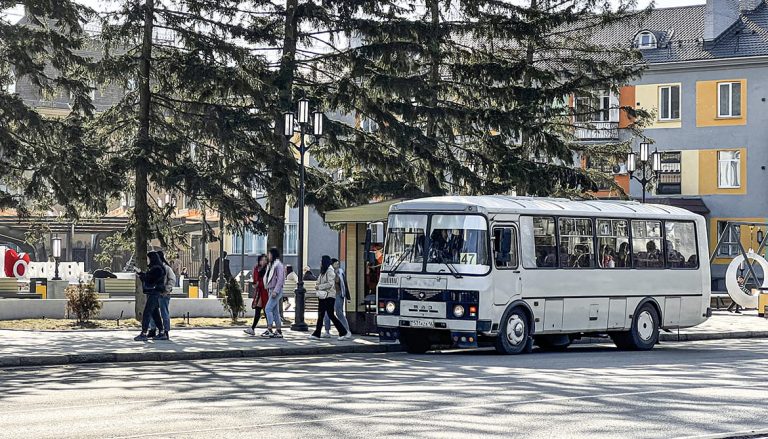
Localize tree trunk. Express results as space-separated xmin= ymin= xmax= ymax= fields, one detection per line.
xmin=134 ymin=0 xmax=154 ymax=322
xmin=266 ymin=0 xmax=299 ymax=255
xmin=267 ymin=191 xmax=286 ymax=254
xmin=424 ymin=0 xmax=442 ymax=195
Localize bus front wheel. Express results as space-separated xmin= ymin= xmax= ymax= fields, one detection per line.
xmin=611 ymin=303 xmax=659 ymax=351
xmin=495 ymin=307 xmax=532 ymax=355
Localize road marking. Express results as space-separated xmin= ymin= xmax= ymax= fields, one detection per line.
xmin=108 ymin=383 xmax=768 ymax=439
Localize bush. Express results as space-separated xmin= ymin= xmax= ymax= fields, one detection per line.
xmin=65 ymin=282 xmax=102 ymax=324
xmin=220 ymin=277 xmax=245 ymax=323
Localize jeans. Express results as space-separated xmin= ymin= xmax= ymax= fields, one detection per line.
xmin=141 ymin=294 xmax=164 ymax=333
xmin=313 ymin=297 xmax=348 ymax=337
xmin=265 ymin=292 xmax=283 ymax=329
xmin=324 ymin=292 xmax=350 ymax=334
xmin=149 ymin=295 xmax=171 ymax=333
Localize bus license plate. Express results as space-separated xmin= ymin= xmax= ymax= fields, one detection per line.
xmin=410 ymin=319 xmax=434 ymax=328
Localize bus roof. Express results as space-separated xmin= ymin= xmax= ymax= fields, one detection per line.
xmin=389 ymin=196 xmax=702 ymax=219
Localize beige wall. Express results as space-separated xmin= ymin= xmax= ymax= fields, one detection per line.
xmin=636 ymin=83 xmax=682 ymax=129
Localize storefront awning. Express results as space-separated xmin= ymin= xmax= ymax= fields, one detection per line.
xmin=643 ymin=197 xmax=710 ymax=216
xmin=324 ymin=199 xmax=406 ymax=224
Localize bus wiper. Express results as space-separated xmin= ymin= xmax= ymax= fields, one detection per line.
xmin=436 ymin=254 xmax=463 ymax=279
xmin=388 ymin=247 xmax=413 ymax=275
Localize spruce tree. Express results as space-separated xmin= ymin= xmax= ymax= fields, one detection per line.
xmin=92 ymin=0 xmax=275 ymax=316
xmin=0 ymin=1 xmax=109 ymax=218
xmin=317 ymin=0 xmax=652 ymax=198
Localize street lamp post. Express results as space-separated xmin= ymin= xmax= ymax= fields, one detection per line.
xmin=283 ymin=99 xmax=324 ymax=332
xmin=52 ymin=237 xmax=62 ymax=281
xmin=627 ymin=142 xmax=662 ymax=203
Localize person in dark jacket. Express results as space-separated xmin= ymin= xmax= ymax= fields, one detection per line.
xmin=134 ymin=252 xmax=167 ymax=341
xmin=212 ymin=252 xmax=233 ymax=291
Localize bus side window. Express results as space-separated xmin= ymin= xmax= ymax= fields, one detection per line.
xmin=493 ymin=227 xmax=518 ymax=269
xmin=531 ymin=216 xmax=557 ymax=267
xmin=597 ymin=219 xmax=629 ymax=268
xmin=632 ymin=220 xmax=663 ymax=269
xmin=665 ymin=221 xmax=698 ymax=269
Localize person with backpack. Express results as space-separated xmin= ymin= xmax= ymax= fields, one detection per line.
xmin=311 ymin=255 xmax=350 ymax=340
xmin=148 ymin=250 xmax=176 ymax=339
xmin=134 ymin=252 xmax=167 ymax=341
xmin=323 ymin=258 xmax=351 ymax=338
xmin=244 ymin=254 xmax=269 ymax=336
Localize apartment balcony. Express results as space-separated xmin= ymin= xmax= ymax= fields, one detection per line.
xmin=574 ymin=121 xmax=619 ymax=141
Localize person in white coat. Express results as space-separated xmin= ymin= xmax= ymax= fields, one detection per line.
xmin=323 ymin=258 xmax=351 ymax=337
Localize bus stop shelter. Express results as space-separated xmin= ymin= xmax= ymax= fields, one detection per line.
xmin=324 ymin=199 xmax=404 ymax=334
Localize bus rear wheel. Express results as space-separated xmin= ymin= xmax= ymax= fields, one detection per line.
xmin=400 ymin=331 xmax=431 ymax=354
xmin=495 ymin=307 xmax=532 ymax=355
xmin=611 ymin=303 xmax=659 ymax=351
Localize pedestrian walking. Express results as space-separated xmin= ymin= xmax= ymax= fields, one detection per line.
xmin=148 ymin=250 xmax=176 ymax=339
xmin=212 ymin=251 xmax=233 ymax=291
xmin=311 ymin=255 xmax=350 ymax=340
xmin=244 ymin=254 xmax=269 ymax=336
xmin=134 ymin=252 xmax=167 ymax=341
xmin=728 ymin=275 xmax=748 ymax=314
xmin=262 ymin=247 xmax=285 ymax=338
xmin=323 ymin=258 xmax=351 ymax=337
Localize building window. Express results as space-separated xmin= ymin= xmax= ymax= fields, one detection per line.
xmin=718 ymin=82 xmax=742 ymax=118
xmin=659 ymin=85 xmax=680 ymax=120
xmin=575 ymin=91 xmax=610 ymax=123
xmin=656 ymin=151 xmax=682 ymax=195
xmin=717 ymin=221 xmax=740 ymax=257
xmin=284 ymin=223 xmax=298 ymax=255
xmin=635 ymin=31 xmax=657 ymax=49
xmin=717 ymin=150 xmax=741 ymax=188
xmin=231 ymin=231 xmax=268 ymax=255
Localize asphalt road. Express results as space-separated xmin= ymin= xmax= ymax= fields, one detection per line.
xmin=2 ymin=339 xmax=768 ymax=439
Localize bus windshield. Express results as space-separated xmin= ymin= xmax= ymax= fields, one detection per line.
xmin=426 ymin=214 xmax=490 ymax=274
xmin=382 ymin=214 xmax=427 ymax=272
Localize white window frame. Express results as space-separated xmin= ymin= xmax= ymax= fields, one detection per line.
xmin=283 ymin=223 xmax=299 ymax=256
xmin=717 ymin=150 xmax=741 ymax=189
xmin=635 ymin=31 xmax=657 ymax=49
xmin=658 ymin=85 xmax=680 ymax=121
xmin=717 ymin=82 xmax=742 ymax=118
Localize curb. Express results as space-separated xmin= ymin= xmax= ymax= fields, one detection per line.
xmin=577 ymin=331 xmax=768 ymax=345
xmin=0 ymin=343 xmax=405 ymax=369
xmin=2 ymin=331 xmax=766 ymax=369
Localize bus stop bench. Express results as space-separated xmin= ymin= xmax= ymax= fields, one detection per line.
xmin=0 ymin=278 xmax=20 ymax=295
xmin=0 ymin=292 xmax=42 ymax=299
xmin=104 ymin=278 xmax=137 ymax=297
xmin=284 ymin=280 xmax=319 ymax=312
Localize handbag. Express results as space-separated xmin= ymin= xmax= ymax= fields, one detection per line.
xmin=315 ymin=273 xmax=331 ymax=300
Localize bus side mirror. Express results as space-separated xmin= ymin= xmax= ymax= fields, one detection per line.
xmin=499 ymin=229 xmax=512 ymax=261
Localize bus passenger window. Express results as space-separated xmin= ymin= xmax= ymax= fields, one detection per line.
xmin=532 ymin=216 xmax=557 ymax=267
xmin=493 ymin=227 xmax=518 ymax=268
xmin=665 ymin=221 xmax=698 ymax=268
xmin=558 ymin=218 xmax=594 ymax=268
xmin=597 ymin=219 xmax=629 ymax=268
xmin=632 ymin=220 xmax=663 ymax=268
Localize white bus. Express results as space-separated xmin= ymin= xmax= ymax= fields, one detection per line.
xmin=376 ymin=196 xmax=711 ymax=354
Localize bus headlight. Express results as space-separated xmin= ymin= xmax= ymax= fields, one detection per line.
xmin=453 ymin=305 xmax=465 ymax=318
xmin=385 ymin=301 xmax=396 ymax=314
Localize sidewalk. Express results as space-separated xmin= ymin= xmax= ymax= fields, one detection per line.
xmin=0 ymin=311 xmax=766 ymax=368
